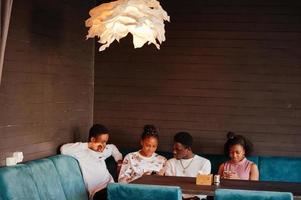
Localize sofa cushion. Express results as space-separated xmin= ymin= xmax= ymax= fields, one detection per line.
xmin=202 ymin=154 xmax=228 ymax=174
xmin=157 ymin=151 xmax=173 ymax=160
xmin=49 ymin=155 xmax=88 ymax=200
xmin=107 ymin=183 xmax=182 ymax=200
xmin=0 ymin=164 xmax=40 ymax=200
xmin=215 ymin=189 xmax=293 ymax=200
xmin=259 ymin=156 xmax=301 ymax=182
xmin=27 ymin=158 xmax=67 ymax=200
xmin=247 ymin=156 xmax=259 ymax=166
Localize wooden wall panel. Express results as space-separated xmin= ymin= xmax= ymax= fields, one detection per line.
xmin=0 ymin=0 xmax=94 ymax=165
xmin=94 ymin=0 xmax=301 ymax=156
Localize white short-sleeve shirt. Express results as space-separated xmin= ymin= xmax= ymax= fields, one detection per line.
xmin=165 ymin=154 xmax=211 ymax=177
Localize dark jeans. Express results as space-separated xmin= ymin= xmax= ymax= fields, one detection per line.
xmin=183 ymin=197 xmax=200 ymax=200
xmin=93 ymin=188 xmax=213 ymax=200
xmin=93 ymin=188 xmax=107 ymax=200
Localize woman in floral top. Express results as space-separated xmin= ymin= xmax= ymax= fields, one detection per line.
xmin=118 ymin=125 xmax=167 ymax=183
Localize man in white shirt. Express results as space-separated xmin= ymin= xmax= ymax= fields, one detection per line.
xmin=61 ymin=124 xmax=122 ymax=200
xmin=165 ymin=132 xmax=211 ymax=200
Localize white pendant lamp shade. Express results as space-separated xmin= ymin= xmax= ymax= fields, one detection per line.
xmin=85 ymin=0 xmax=170 ymax=51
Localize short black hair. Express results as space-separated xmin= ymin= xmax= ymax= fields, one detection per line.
xmin=88 ymin=124 xmax=109 ymax=141
xmin=224 ymin=131 xmax=253 ymax=157
xmin=174 ymin=132 xmax=193 ymax=148
xmin=141 ymin=124 xmax=159 ymax=140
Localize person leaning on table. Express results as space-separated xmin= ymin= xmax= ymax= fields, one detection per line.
xmin=165 ymin=132 xmax=211 ymax=200
xmin=218 ymin=131 xmax=259 ymax=181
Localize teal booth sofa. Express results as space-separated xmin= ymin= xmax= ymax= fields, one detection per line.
xmin=1 ymin=151 xmax=301 ymax=200
xmin=0 ymin=155 xmax=88 ymax=200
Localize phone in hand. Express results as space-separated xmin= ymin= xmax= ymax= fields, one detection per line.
xmin=151 ymin=171 xmax=157 ymax=175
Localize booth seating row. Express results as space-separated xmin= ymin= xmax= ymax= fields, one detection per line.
xmin=107 ymin=183 xmax=293 ymax=200
xmin=0 ymin=150 xmax=300 ymax=200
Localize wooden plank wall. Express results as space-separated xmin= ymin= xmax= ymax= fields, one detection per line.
xmin=0 ymin=0 xmax=94 ymax=165
xmin=94 ymin=0 xmax=301 ymax=156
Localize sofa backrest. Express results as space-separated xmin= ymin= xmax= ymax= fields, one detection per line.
xmin=26 ymin=158 xmax=67 ymax=200
xmin=49 ymin=155 xmax=88 ymax=200
xmin=0 ymin=155 xmax=88 ymax=200
xmin=259 ymin=156 xmax=301 ymax=183
xmin=201 ymin=154 xmax=228 ymax=174
xmin=0 ymin=164 xmax=40 ymax=200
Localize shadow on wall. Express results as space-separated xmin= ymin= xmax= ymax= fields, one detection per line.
xmin=55 ymin=126 xmax=83 ymax=154
xmin=72 ymin=126 xmax=83 ymax=142
xmin=30 ymin=0 xmax=63 ymax=48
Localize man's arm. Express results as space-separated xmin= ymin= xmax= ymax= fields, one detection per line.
xmin=60 ymin=142 xmax=88 ymax=157
xmin=111 ymin=144 xmax=123 ymax=162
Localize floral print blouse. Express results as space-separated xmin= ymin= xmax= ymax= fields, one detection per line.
xmin=118 ymin=151 xmax=167 ymax=183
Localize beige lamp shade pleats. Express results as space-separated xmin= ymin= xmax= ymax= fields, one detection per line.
xmin=85 ymin=0 xmax=170 ymax=51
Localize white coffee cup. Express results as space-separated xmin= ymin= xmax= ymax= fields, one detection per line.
xmin=13 ymin=152 xmax=24 ymax=163
xmin=6 ymin=157 xmax=17 ymax=166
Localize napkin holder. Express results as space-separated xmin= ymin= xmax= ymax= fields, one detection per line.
xmin=196 ymin=174 xmax=213 ymax=185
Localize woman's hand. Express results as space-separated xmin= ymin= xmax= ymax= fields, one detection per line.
xmin=143 ymin=171 xmax=153 ymax=175
xmin=143 ymin=170 xmax=159 ymax=176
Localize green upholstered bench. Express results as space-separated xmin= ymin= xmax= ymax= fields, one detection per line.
xmin=2 ymin=152 xmax=299 ymax=200
xmin=0 ymin=155 xmax=88 ymax=200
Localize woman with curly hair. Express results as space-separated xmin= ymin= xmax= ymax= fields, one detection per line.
xmin=218 ymin=132 xmax=259 ymax=180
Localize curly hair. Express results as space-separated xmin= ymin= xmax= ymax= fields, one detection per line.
xmin=224 ymin=131 xmax=253 ymax=157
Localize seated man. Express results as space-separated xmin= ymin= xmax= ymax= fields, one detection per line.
xmin=61 ymin=124 xmax=122 ymax=200
xmin=165 ymin=132 xmax=211 ymax=200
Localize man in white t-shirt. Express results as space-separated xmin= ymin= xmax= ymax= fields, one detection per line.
xmin=61 ymin=124 xmax=122 ymax=200
xmin=165 ymin=132 xmax=211 ymax=200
